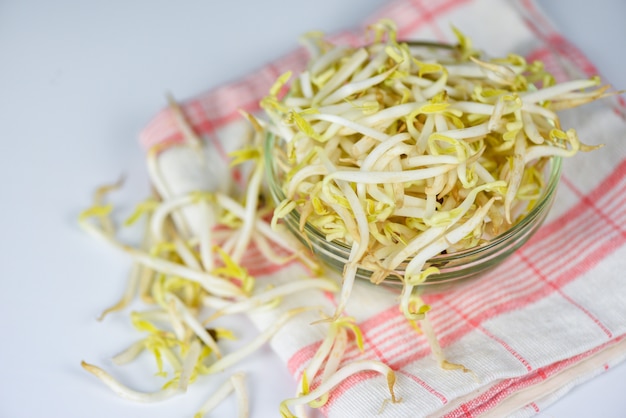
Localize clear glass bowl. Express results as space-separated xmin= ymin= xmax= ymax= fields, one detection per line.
xmin=264 ymin=132 xmax=562 ymax=293
xmin=262 ymin=39 xmax=563 ymax=292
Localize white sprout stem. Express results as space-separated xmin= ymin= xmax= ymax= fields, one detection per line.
xmin=166 ymin=93 xmax=204 ymax=159
xmin=287 ymin=165 xmax=328 ymax=198
xmin=304 ymin=327 xmax=350 ymax=411
xmin=522 ymin=111 xmax=545 ymax=144
xmin=230 ymin=158 xmax=264 ymax=263
xmin=230 ymin=372 xmax=250 ymax=418
xmin=520 ymin=78 xmax=600 ymax=104
xmin=112 ymin=339 xmax=146 ymax=365
xmin=280 ymin=360 xmax=397 ymax=417
xmin=179 ymin=339 xmax=202 ymax=391
xmin=360 ymin=133 xmax=411 ymax=171
xmin=150 ymin=193 xmax=196 ymax=242
xmin=385 ymin=226 xmax=446 ymax=272
xmin=504 ymin=132 xmax=526 ymax=223
xmin=305 ymin=113 xmax=390 ymax=142
xmin=525 ymin=143 xmax=577 ymax=163
xmin=434 ymin=113 xmax=450 ymax=133
xmin=126 ymin=245 xmax=243 ymax=298
xmin=202 ymin=295 xmax=235 ymax=310
xmin=450 ymin=101 xmax=495 ymax=115
xmin=250 ymin=232 xmax=297 ymax=266
xmin=416 ymin=114 xmax=435 ymax=153
xmin=97 ymin=208 xmax=156 ymax=320
xmin=318 ymin=327 xmax=349 ymax=393
xmin=160 ymin=343 xmax=184 ymax=372
xmin=332 ymin=244 xmax=359 ymax=320
xmin=309 ymin=45 xmax=350 ymax=76
xmin=167 ymin=294 xmax=222 ymax=358
xmin=444 ymin=63 xmax=486 ymax=78
xmin=206 ymin=307 xmax=318 ymax=373
xmin=366 ymin=184 xmax=395 ymax=205
xmin=92 ymin=177 xmax=125 ymax=236
xmin=418 ymin=198 xmax=497 ymax=278
xmin=298 ymin=326 xmax=339 ymax=397
xmin=166 ymin=298 xmax=187 ymax=341
xmin=439 ymin=121 xmax=491 ymax=140
xmin=169 ymin=226 xmax=204 ymax=271
xmin=351 ymin=46 xmax=389 ymax=82
xmin=488 ymin=95 xmax=508 ymax=131
xmin=220 ymin=228 xmax=241 ymax=256
xmin=313 ymin=48 xmax=368 ymax=103
xmin=79 ymin=218 xmax=243 ymax=298
xmin=392 ymin=206 xmax=426 ymax=218
xmin=138 ymin=261 xmax=156 ymax=304
xmin=97 ymin=259 xmax=141 ymax=321
xmin=198 ymin=200 xmax=216 ymax=272
xmin=473 ymin=162 xmax=496 ymax=184
xmin=81 ymin=361 xmax=182 ymax=403
xmin=400 ymin=199 xmax=496 ymax=318
xmin=146 ymin=148 xmax=192 ymax=238
xmin=421 ymin=71 xmax=448 ymax=99
xmin=357 ymin=102 xmax=426 ymax=128
xmin=325 ymin=164 xmax=457 ymax=184
xmin=284 ymin=96 xmax=312 ymax=108
xmin=521 ymin=102 xmax=558 ymax=121
xmin=215 ymin=193 xmax=320 ymax=272
xmin=420 ymin=313 xmax=447 ymax=366
xmin=402 ymin=154 xmax=460 ymax=168
xmin=193 ymin=372 xmax=248 ymax=418
xmin=321 ymin=66 xmax=396 ymax=105
xmin=320 ymin=152 xmax=370 ymax=318
xmin=211 ymin=279 xmax=338 ymax=317
xmin=299 ymin=71 xmax=313 ymax=99
xmin=318 ymin=94 xmax=378 ymax=114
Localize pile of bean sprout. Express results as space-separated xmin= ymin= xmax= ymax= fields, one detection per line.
xmin=80 ymin=20 xmax=614 ymax=417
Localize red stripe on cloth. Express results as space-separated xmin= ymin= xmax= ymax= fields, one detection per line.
xmin=433 ymin=231 xmax=623 ymax=347
xmin=517 ymin=251 xmax=614 ymax=339
xmin=438 ymin=159 xmax=626 ymax=315
xmin=236 ymin=238 xmax=300 ymax=277
xmin=317 ymin=365 xmax=450 ymax=415
xmin=525 ymin=46 xmax=570 ymax=82
xmin=545 ymin=33 xmax=598 ymax=77
xmin=187 ymin=101 xmax=232 ymax=162
xmin=409 ymin=0 xmax=449 ymax=42
xmin=399 ymin=369 xmax=449 ymax=405
xmin=562 ymin=174 xmax=626 ymax=237
xmin=439 ymin=297 xmax=534 ymax=371
xmin=519 ymin=0 xmax=597 ymax=77
xmin=529 ymin=402 xmax=540 ymax=413
xmin=518 ymin=0 xmax=551 ymax=28
xmin=398 ymin=0 xmax=472 ymax=40
xmin=287 ymin=341 xmax=321 ymax=376
xmin=444 ymin=337 xmax=623 ymax=417
xmin=601 ymin=179 xmax=626 ymax=218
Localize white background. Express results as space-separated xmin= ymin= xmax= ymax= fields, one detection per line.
xmin=1 ymin=0 xmax=625 ymax=417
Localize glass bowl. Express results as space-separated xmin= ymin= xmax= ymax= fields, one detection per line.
xmin=262 ymin=40 xmax=563 ymax=292
xmin=264 ymin=131 xmax=562 ymax=293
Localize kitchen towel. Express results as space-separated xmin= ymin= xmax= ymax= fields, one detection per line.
xmin=138 ymin=0 xmax=626 ymax=416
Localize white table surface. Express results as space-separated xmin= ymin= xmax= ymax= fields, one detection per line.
xmin=2 ymin=0 xmax=625 ymax=417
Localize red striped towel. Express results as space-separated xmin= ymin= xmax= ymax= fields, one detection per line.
xmin=139 ymin=0 xmax=626 ymax=416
